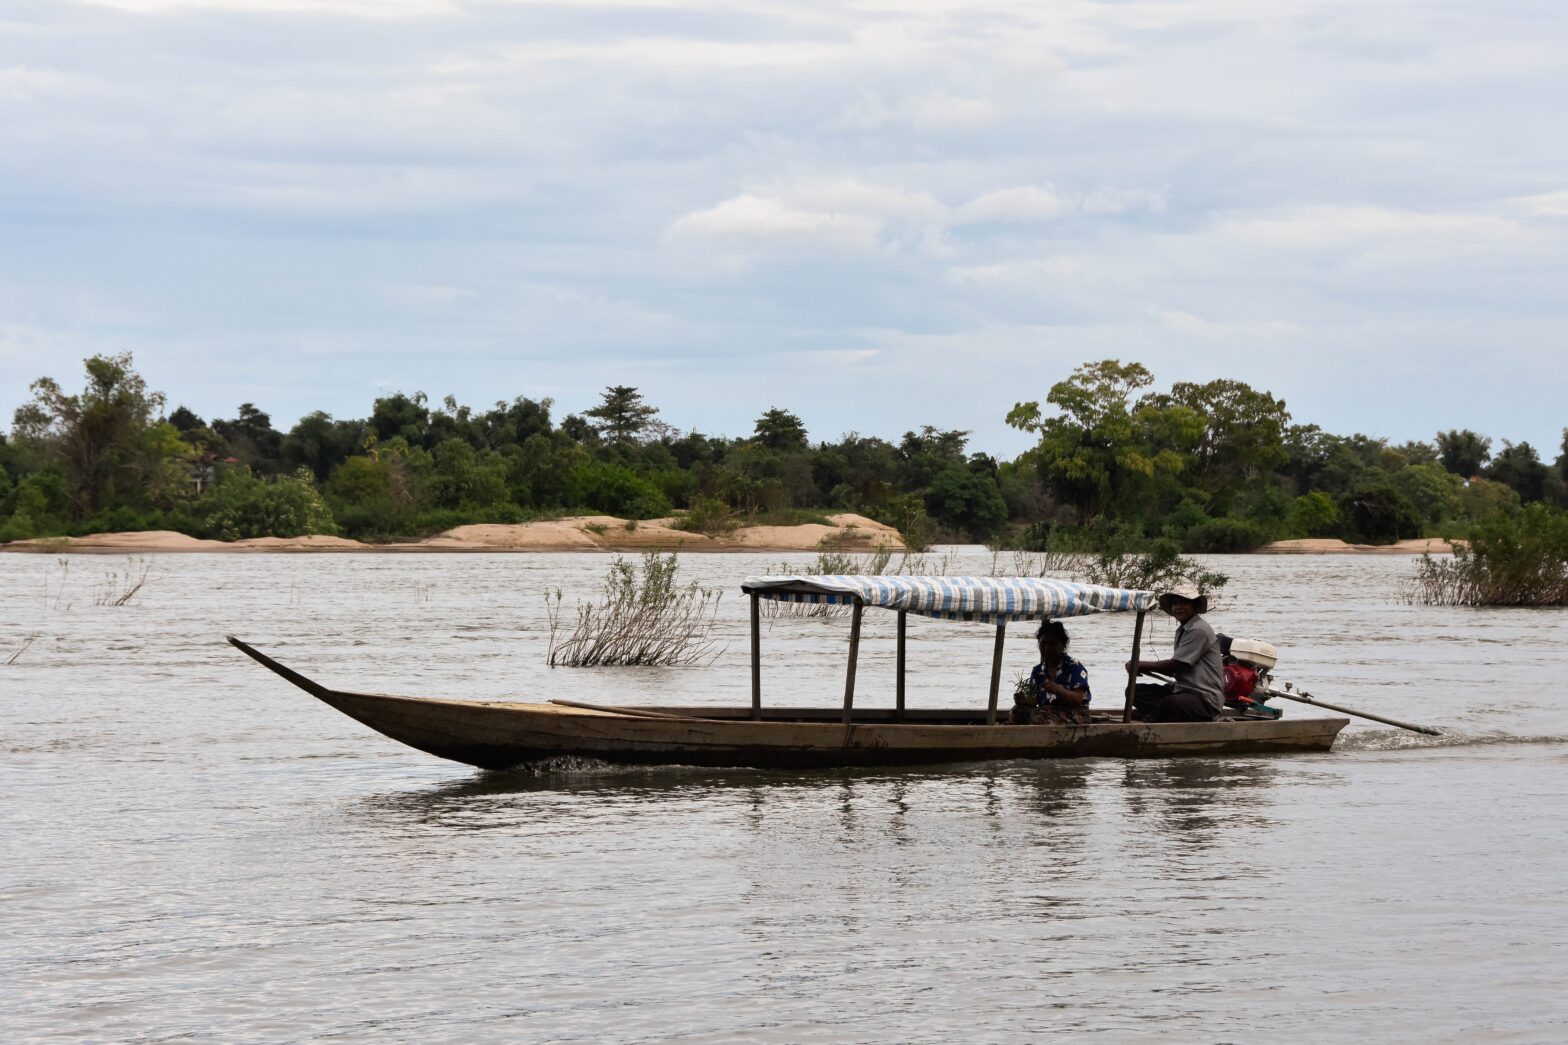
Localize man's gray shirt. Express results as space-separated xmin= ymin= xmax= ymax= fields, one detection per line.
xmin=1171 ymin=615 xmax=1224 ymax=713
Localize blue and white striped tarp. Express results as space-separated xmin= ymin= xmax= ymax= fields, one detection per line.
xmin=740 ymin=575 xmax=1157 ymax=623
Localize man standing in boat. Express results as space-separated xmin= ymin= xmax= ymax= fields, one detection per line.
xmin=1127 ymin=582 xmax=1224 ymax=722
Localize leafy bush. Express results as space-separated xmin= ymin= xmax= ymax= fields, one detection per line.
xmin=1083 ymin=537 xmax=1229 ymax=601
xmin=672 ymin=497 xmax=739 ymax=536
xmin=426 ymin=438 xmax=511 ymax=509
xmin=0 ymin=472 xmax=71 ymax=541
xmin=1182 ymin=516 xmax=1272 ymax=553
xmin=407 ymin=503 xmax=527 ymax=535
xmin=1159 ymin=498 xmax=1209 ymax=543
xmin=1005 ymin=520 xmax=1055 ymax=552
xmin=572 ymin=461 xmax=672 ymax=519
xmin=870 ymin=493 xmax=935 ymax=552
xmin=1404 ymin=504 xmax=1568 ymax=606
xmin=199 ymin=467 xmax=338 ymax=541
xmin=325 ymin=455 xmax=417 ymax=538
xmin=76 ymin=505 xmax=163 ymax=535
xmin=1286 ymin=491 xmax=1340 ymax=538
xmin=1339 ymin=481 xmax=1423 ymax=544
xmin=924 ymin=465 xmax=1007 ymax=541
xmin=749 ymin=507 xmax=834 ymax=527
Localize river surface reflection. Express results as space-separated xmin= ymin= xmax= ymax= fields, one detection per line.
xmin=3 ymin=550 xmax=1567 ymax=1041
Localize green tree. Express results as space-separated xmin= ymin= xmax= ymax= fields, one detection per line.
xmin=752 ymin=408 xmax=809 ymax=452
xmin=323 ymin=440 xmax=431 ymax=537
xmin=426 ymin=438 xmax=511 ymax=509
xmin=1007 ymin=360 xmax=1177 ymax=526
xmin=572 ymin=460 xmax=671 ymax=518
xmin=1286 ymin=491 xmax=1340 ymax=538
xmin=282 ymin=412 xmax=367 ymax=482
xmin=1154 ymin=378 xmax=1290 ymax=513
xmin=1487 ymin=441 xmax=1553 ymax=504
xmin=11 ymin=353 xmax=172 ymax=519
xmin=199 ymin=467 xmax=338 ymax=541
xmin=1339 ymin=480 xmax=1423 ymax=543
xmin=896 ymin=427 xmax=971 ymax=489
xmin=212 ymin=403 xmax=283 ymax=473
xmin=168 ymin=406 xmax=204 ymax=432
xmin=1437 ymin=429 xmax=1491 ymax=478
xmin=1392 ymin=462 xmax=1465 ymax=527
xmin=1459 ymin=477 xmax=1520 ymax=521
xmin=370 ymin=393 xmax=431 ymax=446
xmin=585 ymin=386 xmax=659 ymax=444
xmin=924 ymin=465 xmax=1007 ymax=540
xmin=478 ymin=396 xmax=553 ymax=449
xmin=0 ymin=471 xmax=71 ymax=540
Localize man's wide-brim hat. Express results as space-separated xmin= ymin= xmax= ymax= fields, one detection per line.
xmin=1157 ymin=581 xmax=1208 ymax=614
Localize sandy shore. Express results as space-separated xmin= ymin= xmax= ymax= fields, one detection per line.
xmin=1256 ymin=537 xmax=1457 ymax=555
xmin=0 ymin=514 xmax=905 ymax=554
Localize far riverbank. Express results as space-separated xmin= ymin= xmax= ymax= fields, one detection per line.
xmin=0 ymin=513 xmax=905 ymax=555
xmin=0 ymin=520 xmax=1456 ymax=556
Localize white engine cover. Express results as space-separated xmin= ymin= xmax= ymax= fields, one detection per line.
xmin=1228 ymin=638 xmax=1278 ymax=670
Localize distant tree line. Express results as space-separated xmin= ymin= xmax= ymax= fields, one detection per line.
xmin=2 ymin=353 xmax=1565 ymax=550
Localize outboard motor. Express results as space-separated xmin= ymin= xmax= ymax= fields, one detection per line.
xmin=1219 ymin=636 xmax=1284 ymax=720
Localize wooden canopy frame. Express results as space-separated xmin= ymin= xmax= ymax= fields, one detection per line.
xmin=748 ymin=591 xmax=1147 ymax=726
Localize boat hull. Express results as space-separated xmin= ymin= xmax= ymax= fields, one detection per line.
xmin=312 ymin=688 xmax=1347 ymax=770
xmin=228 ymin=637 xmax=1346 ymax=771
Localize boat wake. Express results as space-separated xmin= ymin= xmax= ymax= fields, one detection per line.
xmin=487 ymin=756 xmax=761 ymax=778
xmin=1336 ymin=729 xmax=1568 ymax=753
xmin=490 ymin=756 xmax=637 ymax=776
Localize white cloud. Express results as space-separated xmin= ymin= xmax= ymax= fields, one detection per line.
xmin=0 ymin=65 xmax=97 ymax=101
xmin=1082 ymin=186 xmax=1167 ymax=216
xmin=1513 ymin=190 xmax=1568 ymax=217
xmin=784 ymin=178 xmax=946 ymax=222
xmin=1155 ymin=309 xmax=1302 ymax=339
xmin=1215 ymin=205 xmax=1533 ymax=251
xmin=955 ymin=186 xmax=1072 ymax=224
xmin=670 ymin=178 xmax=1169 ymax=260
xmin=667 ymin=194 xmax=881 ymax=251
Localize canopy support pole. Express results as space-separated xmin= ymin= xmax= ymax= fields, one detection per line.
xmin=1122 ymin=609 xmax=1146 ymax=723
xmin=895 ymin=611 xmax=907 ymax=723
xmin=749 ymin=592 xmax=761 ymax=721
xmin=842 ymin=598 xmax=864 ymax=726
xmin=986 ymin=621 xmax=1007 ymax=725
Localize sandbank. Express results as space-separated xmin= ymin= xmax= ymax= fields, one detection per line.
xmin=0 ymin=514 xmax=904 ymax=555
xmin=1256 ymin=537 xmax=1457 ymax=555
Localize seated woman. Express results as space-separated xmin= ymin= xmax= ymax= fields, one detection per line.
xmin=1011 ymin=620 xmax=1093 ymax=725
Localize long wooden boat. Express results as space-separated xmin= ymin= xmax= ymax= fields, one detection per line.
xmin=227 ymin=637 xmax=1344 ymax=769
xmin=227 ymin=574 xmax=1347 ymax=770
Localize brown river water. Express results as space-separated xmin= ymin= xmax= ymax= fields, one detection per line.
xmin=3 ymin=550 xmax=1567 ymax=1043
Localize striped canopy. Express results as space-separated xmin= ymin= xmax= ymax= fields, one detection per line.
xmin=740 ymin=575 xmax=1157 ymax=623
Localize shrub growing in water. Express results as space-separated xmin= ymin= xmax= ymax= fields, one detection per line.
xmin=545 ymin=552 xmax=723 ymax=666
xmin=1083 ymin=537 xmax=1228 ymax=604
xmin=1404 ymin=504 xmax=1568 ymax=606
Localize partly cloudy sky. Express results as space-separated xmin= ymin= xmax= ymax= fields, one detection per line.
xmin=3 ymin=0 xmax=1566 ymax=456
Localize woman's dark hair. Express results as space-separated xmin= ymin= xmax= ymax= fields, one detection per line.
xmin=1035 ymin=620 xmax=1069 ymax=645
